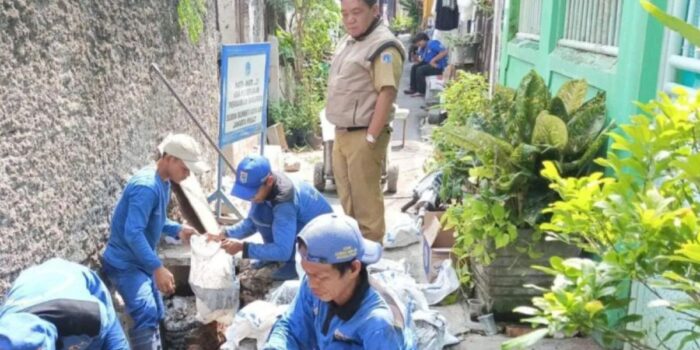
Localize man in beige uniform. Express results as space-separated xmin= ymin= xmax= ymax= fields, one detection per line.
xmin=326 ymin=0 xmax=405 ymax=243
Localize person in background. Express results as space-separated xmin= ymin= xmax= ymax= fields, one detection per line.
xmin=208 ymin=154 xmax=333 ymax=281
xmin=264 ymin=214 xmax=413 ymax=350
xmin=102 ymin=133 xmax=207 ymax=349
xmin=0 ymin=258 xmax=128 ymax=350
xmin=326 ymin=0 xmax=406 ymax=243
xmin=403 ymin=32 xmax=448 ymax=97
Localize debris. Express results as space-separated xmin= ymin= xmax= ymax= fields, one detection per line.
xmin=267 ymin=123 xmax=289 ymax=151
xmin=418 ymin=259 xmax=460 ymax=305
xmin=283 ymin=154 xmax=301 ymax=172
xmin=413 ymin=310 xmax=448 ymax=350
xmin=238 ymin=260 xmax=276 ymax=307
xmin=266 ymin=280 xmax=301 ymax=305
xmin=384 ymin=214 xmax=421 ymax=249
xmin=506 ymin=325 xmax=535 ymax=338
xmin=162 ymin=296 xmax=200 ymax=349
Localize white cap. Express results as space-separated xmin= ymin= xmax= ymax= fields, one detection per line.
xmin=157 ymin=134 xmax=209 ymax=173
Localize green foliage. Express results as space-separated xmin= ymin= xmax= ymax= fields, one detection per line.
xmin=442 ymin=70 xmax=609 ymax=224
xmin=443 ymin=191 xmax=519 ymax=266
xmin=268 ymin=90 xmax=323 ymax=135
xmin=271 ymin=0 xmax=340 ymax=141
xmin=506 ymin=91 xmax=700 ymax=349
xmin=502 ymin=258 xmax=640 ymax=349
xmin=432 ymin=72 xmax=494 ymax=201
xmin=435 ymin=71 xmax=608 ymax=296
xmin=389 ymin=15 xmax=415 ymax=34
xmin=442 ymin=71 xmax=490 ymax=126
xmin=641 ymin=0 xmax=700 ymax=47
xmin=513 ymin=71 xmax=550 ymax=143
xmin=177 ymin=0 xmax=206 ymax=43
xmin=399 ymin=0 xmax=422 ymax=33
xmin=532 ymin=112 xmax=568 ymax=151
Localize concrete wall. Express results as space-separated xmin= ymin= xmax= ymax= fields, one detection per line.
xmin=0 ymin=0 xmax=222 ymax=296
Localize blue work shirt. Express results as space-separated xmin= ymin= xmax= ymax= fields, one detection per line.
xmin=419 ymin=39 xmax=448 ymax=70
xmin=103 ymin=167 xmax=182 ymax=274
xmin=265 ymin=271 xmax=411 ymax=350
xmin=0 ymin=258 xmax=128 ymax=350
xmin=226 ymin=172 xmax=333 ymax=262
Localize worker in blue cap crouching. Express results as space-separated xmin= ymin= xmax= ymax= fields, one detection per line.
xmin=264 ymin=213 xmax=415 ymax=349
xmin=209 ymin=154 xmax=333 ymax=281
xmin=0 ymin=258 xmax=128 ymax=350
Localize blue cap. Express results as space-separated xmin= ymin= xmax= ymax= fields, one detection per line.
xmin=298 ymin=213 xmax=382 ymax=265
xmin=231 ymin=154 xmax=272 ymax=200
xmin=0 ymin=313 xmax=57 ymax=350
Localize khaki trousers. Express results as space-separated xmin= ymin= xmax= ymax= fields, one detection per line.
xmin=332 ymin=127 xmax=391 ymax=243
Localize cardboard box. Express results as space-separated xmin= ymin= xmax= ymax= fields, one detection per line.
xmin=422 ymin=211 xmax=456 ymax=282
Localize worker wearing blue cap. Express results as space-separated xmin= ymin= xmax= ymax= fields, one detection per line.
xmin=264 ymin=213 xmax=413 ymax=349
xmin=0 ymin=258 xmax=128 ymax=350
xmin=209 ymin=154 xmax=333 ymax=281
xmin=102 ymin=134 xmax=208 ymax=349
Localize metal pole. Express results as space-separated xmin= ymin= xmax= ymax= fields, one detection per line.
xmin=150 ymin=63 xmax=236 ymax=174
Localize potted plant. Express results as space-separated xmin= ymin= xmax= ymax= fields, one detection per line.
xmin=444 ymin=33 xmax=482 ymax=65
xmin=503 ymin=90 xmax=700 ymax=350
xmin=438 ymin=70 xmax=612 ymax=313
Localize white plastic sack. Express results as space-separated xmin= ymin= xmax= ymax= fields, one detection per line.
xmin=370 ymin=274 xmax=429 ymax=312
xmin=418 ymin=259 xmax=460 ymax=305
xmin=188 ymin=235 xmax=239 ymax=325
xmin=367 ymin=258 xmax=409 ymax=275
xmin=413 ymin=310 xmax=448 ymax=350
xmin=266 ymin=280 xmax=301 ymax=306
xmin=383 ymin=214 xmax=421 ymax=249
xmin=221 ymin=300 xmax=288 ymax=350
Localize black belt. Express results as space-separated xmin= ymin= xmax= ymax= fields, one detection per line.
xmin=336 ymin=126 xmax=369 ymax=132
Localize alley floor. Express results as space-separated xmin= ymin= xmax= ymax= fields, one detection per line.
xmin=282 ymin=52 xmax=603 ymax=350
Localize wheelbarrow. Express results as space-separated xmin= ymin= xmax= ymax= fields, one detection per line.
xmin=313 ymin=108 xmax=399 ymax=193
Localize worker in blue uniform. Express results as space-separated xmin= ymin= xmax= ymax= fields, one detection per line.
xmin=0 ymin=258 xmax=128 ymax=350
xmin=264 ymin=213 xmax=414 ymax=350
xmin=208 ymin=154 xmax=333 ymax=281
xmin=101 ymin=133 xmax=208 ymax=349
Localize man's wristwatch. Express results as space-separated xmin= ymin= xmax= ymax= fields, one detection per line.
xmin=366 ymin=133 xmax=377 ymax=144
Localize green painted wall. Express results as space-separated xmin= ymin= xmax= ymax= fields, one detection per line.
xmin=496 ymin=0 xmax=696 ymax=349
xmin=499 ymin=0 xmax=666 ymax=126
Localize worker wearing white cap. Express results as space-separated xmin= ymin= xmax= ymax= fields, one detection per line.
xmin=265 ymin=213 xmax=414 ymax=350
xmin=101 ymin=133 xmax=208 ymax=349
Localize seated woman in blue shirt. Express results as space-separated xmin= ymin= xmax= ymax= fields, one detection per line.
xmin=404 ymin=32 xmax=449 ymax=97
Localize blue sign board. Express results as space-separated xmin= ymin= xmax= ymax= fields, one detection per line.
xmin=210 ymin=43 xmax=271 ymax=219
xmin=218 ymin=43 xmax=271 ymax=147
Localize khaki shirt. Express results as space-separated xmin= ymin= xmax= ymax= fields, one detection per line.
xmin=371 ymin=47 xmax=404 ymax=92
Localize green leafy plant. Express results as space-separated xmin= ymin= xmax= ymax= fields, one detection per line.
xmin=399 ymin=0 xmax=422 ymax=33
xmin=504 ymin=90 xmax=700 ymax=349
xmin=443 ymin=190 xmax=518 ymax=266
xmin=178 ymin=0 xmax=207 ymax=43
xmin=502 ymin=258 xmax=641 ymax=349
xmin=444 ymin=33 xmax=483 ymax=47
xmin=389 ymin=15 xmax=415 ymax=34
xmin=434 ymin=71 xmax=608 ymax=295
xmin=271 ymin=0 xmax=340 ymax=145
xmin=444 ymin=70 xmax=610 ymax=227
xmin=431 ymin=72 xmax=492 ymax=202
